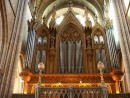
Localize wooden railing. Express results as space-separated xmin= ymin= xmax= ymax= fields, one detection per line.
xmin=108 ymin=93 xmax=130 ymax=98
xmin=12 ymin=93 xmax=130 ymax=98
xmin=35 ymin=86 xmax=108 ymax=98
xmin=12 ymin=94 xmax=35 ymax=98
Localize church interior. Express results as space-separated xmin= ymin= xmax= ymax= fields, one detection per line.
xmin=0 ymin=0 xmax=130 ymax=98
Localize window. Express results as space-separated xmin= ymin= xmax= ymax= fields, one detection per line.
xmin=43 ymin=36 xmax=47 ymax=44
xmin=38 ymin=36 xmax=42 ymax=45
xmin=94 ymin=35 xmax=99 ymax=44
xmin=99 ymin=35 xmax=104 ymax=44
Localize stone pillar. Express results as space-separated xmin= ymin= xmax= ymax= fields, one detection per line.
xmin=113 ymin=0 xmax=130 ymax=92
xmin=0 ymin=0 xmax=29 ymax=97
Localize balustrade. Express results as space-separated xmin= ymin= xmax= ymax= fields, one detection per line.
xmin=35 ymin=86 xmax=108 ymax=98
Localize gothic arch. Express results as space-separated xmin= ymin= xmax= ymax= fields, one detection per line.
xmin=32 ymin=24 xmax=50 ymax=73
xmin=57 ymin=12 xmax=84 ymax=34
xmin=91 ymin=23 xmax=106 ymax=44
xmin=56 ymin=11 xmax=86 ymax=54
xmin=91 ymin=22 xmax=110 ymax=72
xmin=56 ymin=11 xmax=86 ymax=73
xmin=36 ymin=24 xmax=50 ymax=49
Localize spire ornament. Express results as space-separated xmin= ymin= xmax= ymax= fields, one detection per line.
xmin=67 ymin=0 xmax=73 ymax=12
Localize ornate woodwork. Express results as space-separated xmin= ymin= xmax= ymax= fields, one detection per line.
xmin=36 ymin=86 xmax=108 ymax=98
xmin=20 ymin=9 xmax=122 ymax=94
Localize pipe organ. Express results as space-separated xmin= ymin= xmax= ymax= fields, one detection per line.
xmin=20 ymin=8 xmax=124 ymax=94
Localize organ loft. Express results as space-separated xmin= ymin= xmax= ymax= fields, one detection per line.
xmin=19 ymin=1 xmax=124 ymax=95
xmin=1 ymin=0 xmax=130 ymax=98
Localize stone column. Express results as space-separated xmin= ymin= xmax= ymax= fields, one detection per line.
xmin=113 ymin=0 xmax=130 ymax=92
xmin=0 ymin=0 xmax=29 ymax=97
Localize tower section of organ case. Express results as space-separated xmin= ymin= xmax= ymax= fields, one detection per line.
xmin=31 ymin=23 xmax=51 ymax=73
xmin=91 ymin=22 xmax=111 ymax=73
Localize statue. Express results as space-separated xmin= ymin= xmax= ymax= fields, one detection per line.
xmin=86 ymin=35 xmax=92 ymax=48
xmin=50 ymin=36 xmax=55 ymax=48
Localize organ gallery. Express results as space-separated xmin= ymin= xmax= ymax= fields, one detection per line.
xmin=20 ymin=3 xmax=123 ymax=95
xmin=0 ymin=0 xmax=130 ymax=98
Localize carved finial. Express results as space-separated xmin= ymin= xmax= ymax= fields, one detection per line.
xmin=105 ymin=18 xmax=113 ymax=29
xmin=68 ymin=0 xmax=73 ymax=11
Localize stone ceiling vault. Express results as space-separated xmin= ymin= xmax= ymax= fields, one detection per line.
xmin=29 ymin=0 xmax=107 ymax=23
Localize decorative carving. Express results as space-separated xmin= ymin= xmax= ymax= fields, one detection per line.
xmin=50 ymin=36 xmax=55 ymax=48
xmin=60 ymin=25 xmax=81 ymax=41
xmin=22 ymin=3 xmax=117 ymax=94
xmin=86 ymin=35 xmax=92 ymax=48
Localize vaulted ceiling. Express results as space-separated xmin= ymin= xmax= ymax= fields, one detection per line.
xmin=29 ymin=0 xmax=109 ymax=22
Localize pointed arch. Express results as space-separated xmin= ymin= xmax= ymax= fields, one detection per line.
xmin=57 ymin=11 xmax=84 ymax=35
xmin=36 ymin=24 xmax=50 ymax=47
xmin=91 ymin=22 xmax=110 ymax=73
xmin=32 ymin=23 xmax=50 ymax=72
xmin=56 ymin=11 xmax=85 ymax=73
xmin=94 ymin=35 xmax=99 ymax=44
xmin=91 ymin=23 xmax=106 ymax=46
xmin=99 ymin=35 xmax=104 ymax=44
